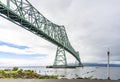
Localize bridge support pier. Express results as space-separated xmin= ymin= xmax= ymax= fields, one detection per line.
xmin=53 ymin=46 xmax=67 ymax=67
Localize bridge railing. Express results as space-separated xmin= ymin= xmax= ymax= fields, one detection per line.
xmin=0 ymin=0 xmax=82 ymax=64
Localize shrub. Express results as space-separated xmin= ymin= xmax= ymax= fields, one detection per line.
xmin=12 ymin=67 xmax=18 ymax=71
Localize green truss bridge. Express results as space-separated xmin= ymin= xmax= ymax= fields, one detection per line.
xmin=0 ymin=0 xmax=82 ymax=67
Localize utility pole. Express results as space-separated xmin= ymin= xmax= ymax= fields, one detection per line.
xmin=107 ymin=48 xmax=110 ymax=80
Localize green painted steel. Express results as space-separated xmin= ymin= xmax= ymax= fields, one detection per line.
xmin=0 ymin=0 xmax=82 ymax=66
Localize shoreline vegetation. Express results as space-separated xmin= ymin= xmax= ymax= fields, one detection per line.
xmin=0 ymin=67 xmax=57 ymax=79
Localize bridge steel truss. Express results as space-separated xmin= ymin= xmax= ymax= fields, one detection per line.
xmin=0 ymin=0 xmax=82 ymax=66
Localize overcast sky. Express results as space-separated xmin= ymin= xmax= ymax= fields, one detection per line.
xmin=0 ymin=0 xmax=120 ymax=66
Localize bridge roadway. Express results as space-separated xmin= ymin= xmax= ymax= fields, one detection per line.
xmin=0 ymin=79 xmax=119 ymax=82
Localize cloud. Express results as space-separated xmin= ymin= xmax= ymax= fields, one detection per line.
xmin=0 ymin=45 xmax=31 ymax=55
xmin=0 ymin=41 xmax=28 ymax=49
xmin=0 ymin=58 xmax=51 ymax=66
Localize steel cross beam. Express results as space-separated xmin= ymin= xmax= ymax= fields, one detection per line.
xmin=0 ymin=0 xmax=82 ymax=66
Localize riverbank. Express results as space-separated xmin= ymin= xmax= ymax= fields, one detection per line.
xmin=0 ymin=66 xmax=120 ymax=80
xmin=0 ymin=79 xmax=119 ymax=82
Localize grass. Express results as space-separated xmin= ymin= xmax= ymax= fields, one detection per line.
xmin=4 ymin=71 xmax=17 ymax=74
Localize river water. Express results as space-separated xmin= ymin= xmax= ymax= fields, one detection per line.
xmin=0 ymin=66 xmax=120 ymax=80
